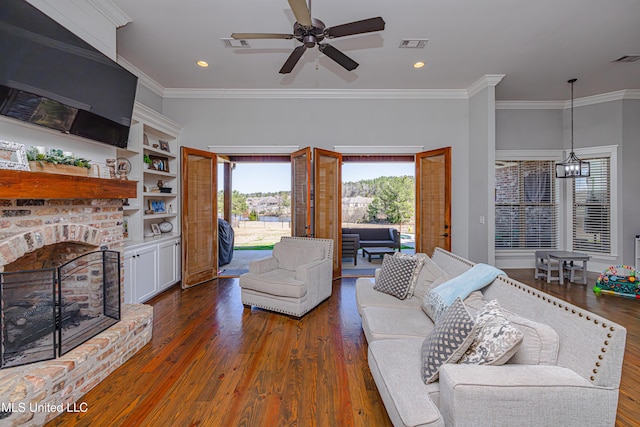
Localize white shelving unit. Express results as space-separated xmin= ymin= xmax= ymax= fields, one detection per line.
xmin=120 ymin=102 xmax=183 ymax=303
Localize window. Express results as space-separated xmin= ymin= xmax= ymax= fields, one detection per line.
xmin=495 ymin=160 xmax=558 ymax=250
xmin=572 ymin=156 xmax=610 ymax=254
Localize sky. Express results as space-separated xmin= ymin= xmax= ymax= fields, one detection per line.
xmin=221 ymin=162 xmax=414 ymax=193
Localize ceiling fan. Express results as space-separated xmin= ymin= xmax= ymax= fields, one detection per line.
xmin=230 ymin=0 xmax=385 ymax=74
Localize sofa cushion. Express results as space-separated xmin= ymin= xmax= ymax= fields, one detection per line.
xmin=239 ymin=269 xmax=306 ymax=298
xmin=421 ymin=298 xmax=477 ymax=384
xmin=272 ymin=241 xmax=324 ymax=271
xmin=413 ymin=255 xmax=448 ymax=300
xmin=361 ymin=306 xmax=434 ymax=342
xmin=423 ymin=264 xmax=505 ymax=322
xmin=374 ymin=255 xmax=418 ymax=299
xmin=355 ymin=278 xmax=422 ymax=315
xmin=459 ymin=300 xmax=523 ymax=365
xmin=368 ymin=338 xmax=443 ymax=427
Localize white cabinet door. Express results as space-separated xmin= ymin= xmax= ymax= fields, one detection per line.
xmin=134 ymin=244 xmax=158 ymax=303
xmin=158 ymin=239 xmax=178 ymax=291
xmin=123 ymin=250 xmax=135 ymax=304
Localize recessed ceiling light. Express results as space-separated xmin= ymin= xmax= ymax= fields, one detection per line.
xmin=413 ymin=61 xmax=425 ymax=69
xmin=197 ymin=60 xmax=209 ymax=68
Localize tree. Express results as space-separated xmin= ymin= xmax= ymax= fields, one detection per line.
xmin=367 ymin=176 xmax=414 ymax=230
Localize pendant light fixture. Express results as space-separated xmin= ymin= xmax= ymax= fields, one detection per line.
xmin=556 ymin=78 xmax=590 ymax=178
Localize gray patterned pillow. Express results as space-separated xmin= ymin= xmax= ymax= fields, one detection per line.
xmin=393 ymin=252 xmax=427 ymax=297
xmin=421 ymin=298 xmax=477 ymax=384
xmin=459 ymin=299 xmax=524 ymax=365
xmin=374 ymin=254 xmax=418 ymax=300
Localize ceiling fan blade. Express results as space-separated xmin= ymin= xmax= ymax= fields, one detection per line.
xmin=279 ymin=45 xmax=307 ymax=74
xmin=324 ymin=17 xmax=386 ymax=38
xmin=287 ymin=0 xmax=312 ymax=27
xmin=318 ymin=44 xmax=359 ymax=71
xmin=231 ymin=33 xmax=294 ymax=40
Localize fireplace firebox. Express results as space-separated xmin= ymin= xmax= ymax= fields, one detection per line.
xmin=1 ymin=250 xmax=120 ymax=368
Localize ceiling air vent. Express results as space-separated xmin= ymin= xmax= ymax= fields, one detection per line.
xmin=221 ymin=38 xmax=251 ymax=48
xmin=612 ymin=55 xmax=640 ymax=63
xmin=399 ymin=39 xmax=428 ymax=48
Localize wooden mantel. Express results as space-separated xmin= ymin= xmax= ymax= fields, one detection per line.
xmin=0 ymin=170 xmax=137 ymax=199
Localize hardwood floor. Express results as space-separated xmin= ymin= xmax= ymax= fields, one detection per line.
xmin=48 ymin=270 xmax=638 ymax=427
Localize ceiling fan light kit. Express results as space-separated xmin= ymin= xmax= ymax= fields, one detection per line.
xmin=230 ymin=0 xmax=385 ymax=74
xmin=555 ymin=78 xmax=590 ymax=179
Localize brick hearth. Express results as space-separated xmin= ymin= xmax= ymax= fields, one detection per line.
xmin=0 ymin=176 xmax=152 ymax=426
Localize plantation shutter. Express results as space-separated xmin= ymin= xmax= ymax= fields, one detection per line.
xmin=572 ymin=156 xmax=610 ymax=253
xmin=495 ymin=160 xmax=558 ymax=249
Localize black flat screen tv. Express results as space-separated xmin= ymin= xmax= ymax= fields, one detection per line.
xmin=0 ymin=0 xmax=138 ymax=148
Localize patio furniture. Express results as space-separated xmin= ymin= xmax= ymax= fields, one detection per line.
xmin=342 ymin=233 xmax=360 ymax=265
xmin=238 ymin=236 xmax=333 ymax=317
xmin=362 ymin=247 xmax=396 ymax=262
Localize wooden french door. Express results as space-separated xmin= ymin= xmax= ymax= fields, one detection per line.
xmin=181 ymin=147 xmax=218 ymax=288
xmin=415 ymin=147 xmax=451 ymax=256
xmin=313 ymin=148 xmax=341 ymax=278
xmin=291 ymin=147 xmax=312 ymax=237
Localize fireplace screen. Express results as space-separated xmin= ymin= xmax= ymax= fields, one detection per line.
xmin=1 ymin=250 xmax=120 ymax=368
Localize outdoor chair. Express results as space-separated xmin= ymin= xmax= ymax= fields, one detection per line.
xmin=238 ymin=236 xmax=334 ymax=317
xmin=341 ymin=233 xmax=360 ymax=265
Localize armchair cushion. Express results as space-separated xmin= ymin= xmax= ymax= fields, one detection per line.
xmin=239 ymin=269 xmax=305 ymax=298
xmin=273 ymin=241 xmax=325 ymax=271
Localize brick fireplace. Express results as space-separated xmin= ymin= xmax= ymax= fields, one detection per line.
xmin=0 ymin=170 xmax=153 ymax=426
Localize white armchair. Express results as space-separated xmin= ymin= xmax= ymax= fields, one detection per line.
xmin=239 ymin=236 xmax=334 ymax=317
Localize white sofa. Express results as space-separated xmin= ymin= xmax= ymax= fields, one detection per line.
xmin=239 ymin=236 xmax=333 ymax=317
xmin=356 ymin=248 xmax=627 ymax=427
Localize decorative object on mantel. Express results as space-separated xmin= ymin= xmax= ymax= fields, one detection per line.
xmin=0 ymin=140 xmax=29 ymax=171
xmin=116 ymin=157 xmax=131 ymax=180
xmin=26 ymin=148 xmax=92 ymax=176
xmin=555 ymin=79 xmax=590 ymax=178
xmin=106 ymin=158 xmax=117 ymax=179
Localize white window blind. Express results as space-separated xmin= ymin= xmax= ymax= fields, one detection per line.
xmin=572 ymin=156 xmax=610 ymax=253
xmin=495 ymin=160 xmax=558 ymax=249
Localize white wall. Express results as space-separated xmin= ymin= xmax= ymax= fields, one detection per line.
xmin=496 ymin=109 xmax=563 ymax=150
xmin=163 ymin=96 xmax=472 ymax=256
xmin=621 ymin=100 xmax=640 ymax=266
xmin=467 ymin=88 xmax=493 ymax=263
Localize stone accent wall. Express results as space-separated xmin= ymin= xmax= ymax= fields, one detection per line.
xmin=0 ymin=197 xmax=153 ymax=426
xmin=0 ymin=198 xmax=125 ymax=267
xmin=0 ymin=304 xmax=153 ymax=426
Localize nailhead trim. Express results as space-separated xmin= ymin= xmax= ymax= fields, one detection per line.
xmin=494 ymin=274 xmax=618 ymax=384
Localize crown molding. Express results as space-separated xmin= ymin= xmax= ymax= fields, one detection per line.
xmin=497 ymin=89 xmax=640 ymax=110
xmin=86 ymin=0 xmax=131 ymax=28
xmin=495 ymin=101 xmax=565 ymax=110
xmin=133 ymin=102 xmax=182 ymax=135
xmin=162 ymin=88 xmax=468 ymax=100
xmin=467 ymin=74 xmax=506 ymax=98
xmin=117 ymin=56 xmax=165 ymax=97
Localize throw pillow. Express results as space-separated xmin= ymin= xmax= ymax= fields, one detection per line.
xmin=421 ymin=275 xmax=450 ymax=319
xmin=459 ymin=300 xmax=524 ymax=365
xmin=421 ymin=298 xmax=477 ymax=384
xmin=423 ymin=263 xmax=505 ymax=323
xmin=393 ymin=252 xmax=427 ymax=298
xmin=412 ymin=255 xmax=448 ymax=300
xmin=373 ymin=254 xmax=418 ymax=300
